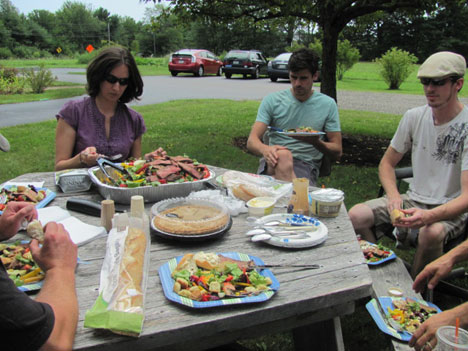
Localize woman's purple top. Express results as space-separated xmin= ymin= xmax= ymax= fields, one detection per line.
xmin=56 ymin=96 xmax=146 ymax=162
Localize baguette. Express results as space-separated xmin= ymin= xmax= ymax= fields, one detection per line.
xmin=172 ymin=253 xmax=198 ymax=277
xmin=232 ymin=184 xmax=269 ymax=202
xmin=113 ymin=227 xmax=147 ymax=313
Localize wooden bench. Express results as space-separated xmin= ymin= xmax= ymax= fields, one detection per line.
xmin=368 ymin=257 xmax=422 ymax=351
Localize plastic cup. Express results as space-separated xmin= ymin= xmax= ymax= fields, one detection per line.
xmin=436 ymin=326 xmax=468 ymax=350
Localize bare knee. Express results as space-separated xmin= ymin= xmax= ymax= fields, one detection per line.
xmin=349 ymin=204 xmax=375 ymax=232
xmin=417 ymin=224 xmax=445 ymax=249
xmin=272 ymin=149 xmax=295 ymax=180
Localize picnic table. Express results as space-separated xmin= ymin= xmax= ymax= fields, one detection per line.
xmin=7 ymin=166 xmax=373 ymax=351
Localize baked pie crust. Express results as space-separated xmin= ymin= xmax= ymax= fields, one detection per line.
xmin=153 ymin=204 xmax=229 ymax=234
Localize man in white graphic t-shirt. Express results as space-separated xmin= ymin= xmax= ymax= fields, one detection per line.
xmin=349 ymin=51 xmax=468 ymax=278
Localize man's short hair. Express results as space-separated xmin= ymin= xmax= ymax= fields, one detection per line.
xmin=288 ymin=48 xmax=320 ymax=76
xmin=417 ymin=51 xmax=466 ymax=79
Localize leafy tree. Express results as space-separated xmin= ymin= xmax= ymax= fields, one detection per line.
xmin=336 ymin=40 xmax=360 ymax=80
xmin=147 ymin=0 xmax=436 ymax=101
xmin=376 ymin=47 xmax=417 ymax=90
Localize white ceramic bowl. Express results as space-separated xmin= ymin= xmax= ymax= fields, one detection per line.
xmin=246 ymin=196 xmax=276 ymax=217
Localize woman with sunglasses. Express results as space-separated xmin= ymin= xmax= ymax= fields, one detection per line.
xmin=55 ymin=47 xmax=152 ymax=171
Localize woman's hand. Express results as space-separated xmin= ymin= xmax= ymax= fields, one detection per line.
xmin=79 ymin=146 xmax=100 ymax=167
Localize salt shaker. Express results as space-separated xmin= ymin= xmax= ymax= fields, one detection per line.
xmin=100 ymin=199 xmax=115 ymax=232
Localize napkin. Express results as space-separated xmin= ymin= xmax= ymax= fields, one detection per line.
xmin=37 ymin=206 xmax=106 ymax=246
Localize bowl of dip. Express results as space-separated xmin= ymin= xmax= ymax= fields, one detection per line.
xmin=246 ymin=197 xmax=276 ymax=217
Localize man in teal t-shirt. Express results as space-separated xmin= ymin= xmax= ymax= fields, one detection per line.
xmin=247 ymin=48 xmax=342 ymax=185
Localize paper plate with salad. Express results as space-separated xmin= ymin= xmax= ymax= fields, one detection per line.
xmin=159 ymin=251 xmax=280 ymax=308
xmin=359 ymin=239 xmax=396 ymax=265
xmin=0 ymin=240 xmax=44 ymax=291
xmin=0 ymin=185 xmax=56 ymax=215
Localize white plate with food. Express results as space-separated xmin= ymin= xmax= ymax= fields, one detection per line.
xmin=248 ymin=213 xmax=327 ymax=248
xmin=159 ymin=251 xmax=280 ymax=308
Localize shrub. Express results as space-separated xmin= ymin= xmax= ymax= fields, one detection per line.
xmin=22 ymin=64 xmax=56 ymax=94
xmin=0 ymin=67 xmax=19 ymax=82
xmin=336 ymin=40 xmax=360 ymax=80
xmin=0 ymin=47 xmax=13 ymax=59
xmin=0 ymin=76 xmax=25 ymax=94
xmin=76 ymin=52 xmax=97 ymax=65
xmin=376 ymin=47 xmax=418 ymax=90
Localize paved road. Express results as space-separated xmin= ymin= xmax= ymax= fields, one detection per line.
xmin=2 ymin=68 xmax=466 ymax=127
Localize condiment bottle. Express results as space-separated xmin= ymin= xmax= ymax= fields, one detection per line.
xmin=287 ymin=178 xmax=310 ymax=215
xmin=100 ymin=199 xmax=115 ymax=232
xmin=130 ymin=195 xmax=149 ymax=236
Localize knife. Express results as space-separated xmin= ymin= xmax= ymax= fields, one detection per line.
xmin=66 ymin=198 xmax=128 ymax=217
xmin=254 ymin=264 xmax=321 ymax=269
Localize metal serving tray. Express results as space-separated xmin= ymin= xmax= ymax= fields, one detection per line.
xmin=87 ymin=166 xmax=216 ymax=204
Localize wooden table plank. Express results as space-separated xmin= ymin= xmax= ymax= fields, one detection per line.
xmin=6 ymin=169 xmax=373 ymax=351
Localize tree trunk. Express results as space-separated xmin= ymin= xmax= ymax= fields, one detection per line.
xmin=320 ymin=23 xmax=339 ymax=102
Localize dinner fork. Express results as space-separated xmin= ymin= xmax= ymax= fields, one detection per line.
xmin=374 ymin=298 xmax=405 ymax=333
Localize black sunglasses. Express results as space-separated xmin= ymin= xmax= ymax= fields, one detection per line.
xmin=420 ymin=76 xmax=459 ymax=86
xmin=104 ymin=74 xmax=129 ymax=86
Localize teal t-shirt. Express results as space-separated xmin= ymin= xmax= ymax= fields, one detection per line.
xmin=256 ymin=89 xmax=340 ymax=165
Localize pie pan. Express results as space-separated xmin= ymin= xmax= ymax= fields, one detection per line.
xmin=151 ymin=197 xmax=231 ymax=239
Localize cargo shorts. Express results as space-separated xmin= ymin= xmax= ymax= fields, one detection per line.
xmin=365 ymin=194 xmax=468 ymax=247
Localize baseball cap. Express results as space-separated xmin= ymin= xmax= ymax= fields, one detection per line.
xmin=0 ymin=132 xmax=10 ymax=152
xmin=417 ymin=51 xmax=466 ymax=79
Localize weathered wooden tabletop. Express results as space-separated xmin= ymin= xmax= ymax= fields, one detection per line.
xmin=8 ymin=167 xmax=373 ymax=351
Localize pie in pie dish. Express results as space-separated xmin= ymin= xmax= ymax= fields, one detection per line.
xmin=152 ymin=199 xmax=230 ymax=235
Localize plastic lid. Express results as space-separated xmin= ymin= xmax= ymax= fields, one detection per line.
xmin=310 ymin=188 xmax=344 ymax=202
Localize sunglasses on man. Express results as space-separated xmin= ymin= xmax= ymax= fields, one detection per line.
xmin=104 ymin=74 xmax=129 ymax=86
xmin=420 ymin=76 xmax=459 ymax=86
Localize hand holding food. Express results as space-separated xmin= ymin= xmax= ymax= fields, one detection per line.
xmin=0 ymin=201 xmax=37 ymax=240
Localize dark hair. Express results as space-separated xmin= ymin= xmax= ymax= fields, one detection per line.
xmin=86 ymin=47 xmax=143 ymax=103
xmin=288 ymin=48 xmax=320 ymax=76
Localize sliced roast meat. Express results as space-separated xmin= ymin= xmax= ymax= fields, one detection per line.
xmin=178 ymin=162 xmax=202 ymax=179
xmin=156 ymin=165 xmax=181 ymax=179
xmin=171 ymin=156 xmax=193 ymax=163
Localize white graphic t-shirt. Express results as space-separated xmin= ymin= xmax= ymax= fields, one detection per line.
xmin=391 ymin=105 xmax=468 ymax=205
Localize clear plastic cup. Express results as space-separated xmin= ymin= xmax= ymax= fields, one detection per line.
xmin=436 ymin=326 xmax=468 ymax=350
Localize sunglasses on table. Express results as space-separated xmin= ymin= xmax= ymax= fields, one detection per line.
xmin=420 ymin=76 xmax=459 ymax=86
xmin=104 ymin=74 xmax=129 ymax=86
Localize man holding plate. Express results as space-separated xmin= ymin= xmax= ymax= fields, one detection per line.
xmin=247 ymin=48 xmax=342 ymax=185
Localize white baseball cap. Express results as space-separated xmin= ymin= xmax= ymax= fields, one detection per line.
xmin=0 ymin=132 xmax=10 ymax=152
xmin=417 ymin=51 xmax=466 ymax=78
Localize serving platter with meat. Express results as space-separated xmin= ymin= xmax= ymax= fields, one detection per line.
xmin=0 ymin=185 xmax=56 ymax=214
xmin=158 ymin=251 xmax=279 ymax=308
xmin=88 ymin=154 xmax=215 ymax=204
xmin=359 ymin=238 xmax=396 ymax=265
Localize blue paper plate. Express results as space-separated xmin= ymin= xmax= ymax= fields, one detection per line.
xmin=366 ymin=297 xmax=442 ymax=342
xmin=159 ymin=252 xmax=280 ymax=308
xmin=360 ymin=240 xmax=396 ymax=265
xmin=0 ymin=186 xmax=56 ymax=215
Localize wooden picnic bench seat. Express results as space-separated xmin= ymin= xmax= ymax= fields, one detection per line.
xmin=368 ymin=257 xmax=422 ymax=351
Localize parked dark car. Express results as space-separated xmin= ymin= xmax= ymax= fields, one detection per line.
xmin=267 ymin=52 xmax=292 ymax=82
xmin=168 ymin=49 xmax=223 ymax=77
xmin=268 ymin=52 xmax=322 ymax=83
xmin=223 ymin=50 xmax=268 ymax=79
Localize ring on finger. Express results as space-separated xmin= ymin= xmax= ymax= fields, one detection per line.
xmin=425 ymin=340 xmax=433 ymax=350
